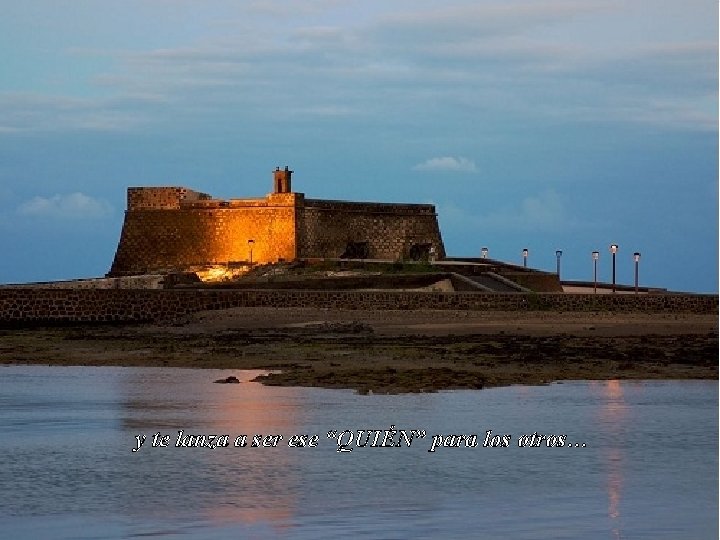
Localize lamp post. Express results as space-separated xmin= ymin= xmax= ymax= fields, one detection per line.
xmin=481 ymin=247 xmax=488 ymax=259
xmin=633 ymin=252 xmax=641 ymax=293
xmin=248 ymin=239 xmax=255 ymax=266
xmin=522 ymin=248 xmax=528 ymax=268
xmin=610 ymin=244 xmax=618 ymax=293
xmin=555 ymin=250 xmax=562 ymax=279
xmin=592 ymin=251 xmax=599 ymax=294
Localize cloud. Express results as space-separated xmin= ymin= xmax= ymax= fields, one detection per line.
xmin=0 ymin=1 xmax=715 ymax=135
xmin=17 ymin=193 xmax=113 ymax=219
xmin=413 ymin=156 xmax=478 ymax=173
xmin=372 ymin=1 xmax=613 ymax=45
xmin=114 ymin=5 xmax=713 ymax=134
xmin=0 ymin=93 xmax=156 ymax=133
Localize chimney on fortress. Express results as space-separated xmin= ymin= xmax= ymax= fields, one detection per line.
xmin=273 ymin=166 xmax=292 ymax=193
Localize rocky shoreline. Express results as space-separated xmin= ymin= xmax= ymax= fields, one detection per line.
xmin=2 ymin=308 xmax=716 ymax=393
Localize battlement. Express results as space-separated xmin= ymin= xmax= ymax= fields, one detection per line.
xmin=127 ymin=187 xmax=211 ymax=210
xmin=305 ymin=198 xmax=437 ymax=215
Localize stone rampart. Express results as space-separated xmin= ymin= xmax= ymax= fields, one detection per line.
xmin=110 ymin=201 xmax=299 ymax=275
xmin=304 ymin=199 xmax=438 ymax=215
xmin=0 ymin=289 xmax=715 ymax=327
xmin=0 ymin=275 xmax=165 ymax=290
xmin=299 ymin=199 xmax=445 ymax=260
xmin=127 ymin=187 xmax=211 ymax=210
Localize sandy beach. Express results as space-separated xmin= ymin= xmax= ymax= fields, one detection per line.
xmin=2 ymin=307 xmax=716 ymax=393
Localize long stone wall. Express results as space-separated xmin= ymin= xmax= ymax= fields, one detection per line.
xmin=0 ymin=275 xmax=165 ymax=289
xmin=0 ymin=288 xmax=715 ymax=327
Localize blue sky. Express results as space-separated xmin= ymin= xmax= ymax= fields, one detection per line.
xmin=0 ymin=0 xmax=717 ymax=292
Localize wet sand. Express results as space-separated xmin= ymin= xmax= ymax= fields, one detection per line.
xmin=2 ymin=308 xmax=716 ymax=393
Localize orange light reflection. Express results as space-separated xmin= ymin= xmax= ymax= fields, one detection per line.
xmin=206 ymin=380 xmax=302 ymax=530
xmin=599 ymin=380 xmax=626 ymax=539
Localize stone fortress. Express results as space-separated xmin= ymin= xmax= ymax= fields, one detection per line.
xmin=2 ymin=166 xmax=716 ymax=327
xmin=109 ymin=167 xmax=445 ymax=276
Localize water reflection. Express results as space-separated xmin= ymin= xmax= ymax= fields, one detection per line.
xmin=118 ymin=369 xmax=302 ymax=530
xmin=1 ymin=367 xmax=715 ymax=539
xmin=596 ymin=380 xmax=629 ymax=539
xmin=205 ymin=378 xmax=300 ymax=529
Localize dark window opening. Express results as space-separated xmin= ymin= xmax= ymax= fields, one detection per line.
xmin=341 ymin=241 xmax=369 ymax=259
xmin=409 ymin=243 xmax=432 ymax=261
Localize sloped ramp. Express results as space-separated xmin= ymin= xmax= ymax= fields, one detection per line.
xmin=464 ymin=272 xmax=530 ymax=292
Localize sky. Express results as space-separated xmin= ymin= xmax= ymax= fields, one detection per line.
xmin=0 ymin=0 xmax=717 ymax=292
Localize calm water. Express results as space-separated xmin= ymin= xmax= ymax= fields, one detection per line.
xmin=0 ymin=366 xmax=716 ymax=539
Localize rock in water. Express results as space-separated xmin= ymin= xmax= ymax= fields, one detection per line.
xmin=214 ymin=376 xmax=240 ymax=384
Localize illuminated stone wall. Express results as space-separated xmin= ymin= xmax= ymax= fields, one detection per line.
xmin=110 ymin=192 xmax=301 ymax=275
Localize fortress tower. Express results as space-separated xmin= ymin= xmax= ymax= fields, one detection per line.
xmin=273 ymin=166 xmax=292 ymax=193
xmin=108 ymin=167 xmax=445 ymax=276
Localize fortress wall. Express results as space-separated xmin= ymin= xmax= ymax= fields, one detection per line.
xmin=0 ymin=275 xmax=165 ymax=289
xmin=109 ymin=198 xmax=299 ymax=275
xmin=127 ymin=187 xmax=211 ymax=210
xmin=298 ymin=199 xmax=445 ymax=259
xmin=0 ymin=289 xmax=716 ymax=326
xmin=112 ymin=189 xmax=446 ymax=274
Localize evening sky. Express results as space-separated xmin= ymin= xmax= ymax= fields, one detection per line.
xmin=0 ymin=1 xmax=717 ymax=291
